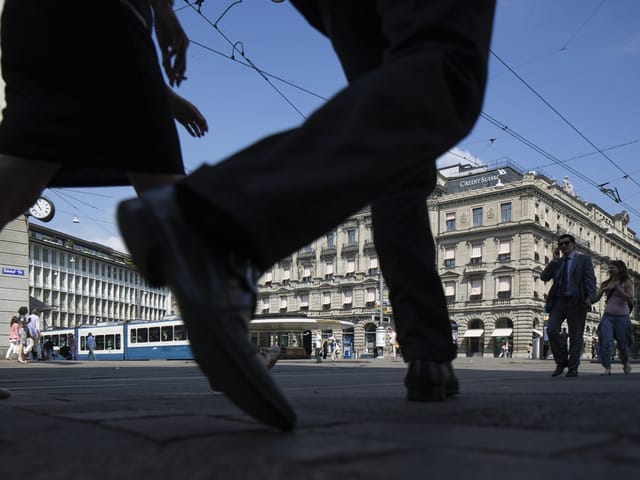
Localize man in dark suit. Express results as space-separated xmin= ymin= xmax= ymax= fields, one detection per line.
xmin=117 ymin=0 xmax=497 ymax=430
xmin=541 ymin=234 xmax=596 ymax=377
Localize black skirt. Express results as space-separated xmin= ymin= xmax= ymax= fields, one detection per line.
xmin=0 ymin=0 xmax=184 ymax=187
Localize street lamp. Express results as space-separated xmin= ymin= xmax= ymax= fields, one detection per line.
xmin=376 ymin=273 xmax=386 ymax=358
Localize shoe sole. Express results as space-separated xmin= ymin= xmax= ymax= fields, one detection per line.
xmin=117 ymin=198 xmax=296 ymax=431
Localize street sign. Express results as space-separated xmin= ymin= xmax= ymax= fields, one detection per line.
xmin=2 ymin=267 xmax=25 ymax=276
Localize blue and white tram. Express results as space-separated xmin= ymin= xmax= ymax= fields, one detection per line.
xmin=77 ymin=323 xmax=125 ymax=360
xmin=41 ymin=328 xmax=76 ymax=359
xmin=124 ymin=318 xmax=193 ymax=360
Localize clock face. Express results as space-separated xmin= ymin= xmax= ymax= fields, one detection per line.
xmin=28 ymin=197 xmax=55 ymax=222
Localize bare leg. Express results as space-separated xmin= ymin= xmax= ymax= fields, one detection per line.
xmin=0 ymin=154 xmax=61 ymax=232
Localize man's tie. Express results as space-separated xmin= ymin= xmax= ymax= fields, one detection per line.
xmin=559 ymin=256 xmax=569 ymax=296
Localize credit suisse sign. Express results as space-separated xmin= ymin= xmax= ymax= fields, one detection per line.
xmin=445 ymin=167 xmax=522 ymax=194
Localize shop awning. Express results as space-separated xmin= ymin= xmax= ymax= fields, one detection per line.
xmin=29 ymin=296 xmax=52 ymax=312
xmin=532 ymin=329 xmax=544 ymax=337
xmin=463 ymin=329 xmax=484 ymax=338
xmin=491 ymin=328 xmax=513 ymax=337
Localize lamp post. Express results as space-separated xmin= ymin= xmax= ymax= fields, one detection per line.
xmin=376 ymin=273 xmax=386 ymax=358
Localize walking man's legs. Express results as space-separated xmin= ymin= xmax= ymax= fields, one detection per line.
xmin=118 ymin=0 xmax=496 ymax=428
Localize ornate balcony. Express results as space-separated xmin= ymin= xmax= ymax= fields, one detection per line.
xmin=341 ymin=243 xmax=358 ymax=255
xmin=320 ymin=246 xmax=337 ymax=257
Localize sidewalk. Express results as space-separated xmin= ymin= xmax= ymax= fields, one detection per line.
xmin=1 ymin=357 xmax=639 ymax=479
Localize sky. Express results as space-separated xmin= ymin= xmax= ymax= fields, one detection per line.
xmin=29 ymin=0 xmax=640 ymax=253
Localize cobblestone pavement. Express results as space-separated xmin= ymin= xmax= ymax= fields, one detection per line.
xmin=1 ymin=357 xmax=639 ymax=479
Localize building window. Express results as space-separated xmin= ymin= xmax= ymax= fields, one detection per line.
xmin=497 ymin=276 xmax=511 ymax=299
xmin=342 ymin=289 xmax=353 ymax=307
xmin=368 ymin=256 xmax=378 ymax=276
xmin=345 ymin=258 xmax=355 ymax=277
xmin=261 ymin=297 xmax=270 ymax=313
xmin=347 ymin=229 xmax=356 ymax=246
xmin=299 ymin=293 xmax=309 ymax=311
xmin=263 ymin=270 xmax=273 ymax=286
xmin=444 ymin=281 xmax=455 ymax=305
xmin=472 ymin=207 xmax=483 ymax=227
xmin=327 ymin=232 xmax=335 ymax=248
xmin=282 ymin=267 xmax=290 ymax=285
xmin=498 ymin=239 xmax=511 ymax=262
xmin=446 ymin=213 xmax=456 ymax=231
xmin=322 ymin=292 xmax=332 ymax=309
xmin=279 ymin=296 xmax=288 ymax=312
xmin=500 ymin=202 xmax=512 ymax=223
xmin=469 ymin=278 xmax=482 ymax=301
xmin=302 ymin=265 xmax=312 ymax=282
xmin=470 ymin=243 xmax=482 ymax=264
xmin=366 ymin=287 xmax=376 ymax=307
xmin=444 ymin=247 xmax=455 ymax=268
xmin=325 ymin=262 xmax=334 ymax=280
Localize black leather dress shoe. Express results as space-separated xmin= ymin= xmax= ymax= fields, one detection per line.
xmin=117 ymin=187 xmax=296 ymax=431
xmin=405 ymin=360 xmax=459 ymax=401
xmin=551 ymin=363 xmax=567 ymax=377
xmin=566 ymin=368 xmax=578 ymax=377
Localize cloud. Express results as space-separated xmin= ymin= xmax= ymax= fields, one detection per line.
xmin=436 ymin=147 xmax=485 ymax=169
xmin=97 ymin=235 xmax=129 ymax=254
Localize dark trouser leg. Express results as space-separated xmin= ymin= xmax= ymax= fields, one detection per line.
xmin=177 ymin=0 xmax=496 ymax=269
xmin=372 ymin=192 xmax=455 ymax=362
xmin=547 ymin=302 xmax=569 ymax=366
xmin=566 ymin=299 xmax=586 ymax=369
xmin=296 ymin=2 xmax=455 ymax=363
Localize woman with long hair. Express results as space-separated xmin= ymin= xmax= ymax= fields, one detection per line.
xmin=592 ymin=260 xmax=634 ymax=375
xmin=4 ymin=316 xmax=20 ymax=360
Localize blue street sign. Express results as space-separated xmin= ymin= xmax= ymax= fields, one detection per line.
xmin=2 ymin=267 xmax=25 ymax=276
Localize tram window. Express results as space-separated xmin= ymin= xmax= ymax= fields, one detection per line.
xmin=80 ymin=337 xmax=86 ymax=350
xmin=149 ymin=327 xmax=160 ymax=342
xmin=280 ymin=333 xmax=290 ymax=348
xmin=96 ymin=335 xmax=105 ymax=350
xmin=292 ymin=332 xmax=302 ymax=348
xmin=161 ymin=326 xmax=173 ymax=342
xmin=137 ymin=329 xmax=148 ymax=343
xmin=116 ymin=334 xmax=121 ymax=349
xmin=105 ymin=334 xmax=117 ymax=351
xmin=130 ymin=329 xmax=137 ymax=343
xmin=174 ymin=325 xmax=187 ymax=341
xmin=258 ymin=332 xmax=270 ymax=347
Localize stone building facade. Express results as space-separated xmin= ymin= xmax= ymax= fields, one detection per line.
xmin=255 ymin=161 xmax=640 ymax=359
xmin=26 ymin=224 xmax=170 ymax=329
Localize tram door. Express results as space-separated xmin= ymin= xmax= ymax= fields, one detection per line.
xmin=342 ymin=333 xmax=354 ymax=359
xmin=302 ymin=330 xmax=312 ymax=356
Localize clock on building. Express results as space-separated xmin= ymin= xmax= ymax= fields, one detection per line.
xmin=27 ymin=196 xmax=55 ymax=222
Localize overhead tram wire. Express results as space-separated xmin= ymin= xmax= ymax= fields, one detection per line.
xmin=559 ymin=0 xmax=607 ymax=52
xmin=479 ymin=112 xmax=640 ymax=219
xmin=533 ymin=137 xmax=640 ymax=171
xmin=189 ymin=40 xmax=329 ymax=102
xmin=183 ymin=0 xmax=309 ymax=119
xmin=489 ymin=49 xmax=640 ymax=190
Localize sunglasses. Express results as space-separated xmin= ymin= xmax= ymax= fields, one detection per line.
xmin=558 ymin=241 xmax=571 ymax=246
